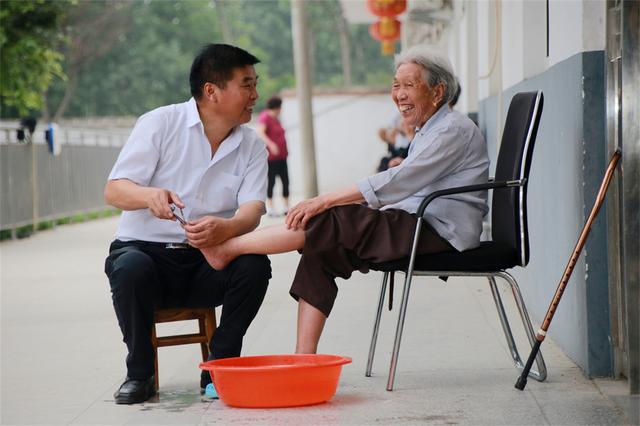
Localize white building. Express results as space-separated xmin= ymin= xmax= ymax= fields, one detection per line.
xmin=336 ymin=0 xmax=639 ymax=393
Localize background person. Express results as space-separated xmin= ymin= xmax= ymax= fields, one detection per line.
xmin=198 ymin=46 xmax=489 ymax=356
xmin=103 ymin=44 xmax=271 ymax=405
xmin=256 ymin=96 xmax=290 ymax=216
xmin=385 ymin=119 xmax=416 ymax=168
xmin=376 ymin=112 xmax=412 ymax=172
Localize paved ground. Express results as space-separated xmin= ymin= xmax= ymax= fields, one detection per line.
xmin=1 ymin=216 xmax=637 ymax=425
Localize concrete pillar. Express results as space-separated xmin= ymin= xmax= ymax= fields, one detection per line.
xmin=291 ymin=0 xmax=319 ymax=198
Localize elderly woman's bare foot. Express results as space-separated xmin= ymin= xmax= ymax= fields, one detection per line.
xmin=201 ymin=244 xmax=234 ymax=270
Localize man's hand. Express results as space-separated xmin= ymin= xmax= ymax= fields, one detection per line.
xmin=183 ymin=216 xmax=233 ymax=248
xmin=145 ymin=188 xmax=185 ymax=221
xmin=285 ymin=196 xmax=328 ymax=230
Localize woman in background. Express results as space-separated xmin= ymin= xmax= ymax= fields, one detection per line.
xmin=257 ymin=96 xmax=290 ymax=216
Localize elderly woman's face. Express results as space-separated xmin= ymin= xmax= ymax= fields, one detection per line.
xmin=392 ymin=63 xmax=442 ymax=129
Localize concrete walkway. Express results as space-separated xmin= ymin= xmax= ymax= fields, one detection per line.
xmin=1 ymin=217 xmax=635 ymax=425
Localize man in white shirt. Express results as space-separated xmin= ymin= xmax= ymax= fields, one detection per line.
xmin=103 ymin=44 xmax=271 ymax=404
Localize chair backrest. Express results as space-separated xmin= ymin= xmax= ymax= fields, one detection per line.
xmin=491 ymin=91 xmax=544 ymax=267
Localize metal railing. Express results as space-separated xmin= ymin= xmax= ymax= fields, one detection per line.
xmin=0 ymin=123 xmax=129 ymax=235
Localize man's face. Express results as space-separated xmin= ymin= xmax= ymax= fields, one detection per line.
xmin=391 ymin=63 xmax=441 ymax=129
xmin=217 ymin=65 xmax=259 ymax=125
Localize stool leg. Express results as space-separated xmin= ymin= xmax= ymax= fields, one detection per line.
xmin=205 ymin=310 xmax=217 ymax=357
xmin=198 ymin=317 xmax=209 ymax=361
xmin=151 ymin=324 xmax=159 ymax=391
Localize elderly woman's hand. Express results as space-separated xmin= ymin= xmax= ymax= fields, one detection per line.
xmin=285 ymin=196 xmax=328 ymax=230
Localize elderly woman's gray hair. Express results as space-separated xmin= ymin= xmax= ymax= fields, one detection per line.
xmin=395 ymin=46 xmax=459 ymax=106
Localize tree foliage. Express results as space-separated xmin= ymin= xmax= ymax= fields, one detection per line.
xmin=46 ymin=0 xmax=223 ymax=117
xmin=0 ymin=0 xmax=69 ymax=115
xmin=46 ymin=0 xmax=132 ymax=121
xmin=3 ymin=0 xmax=394 ymax=119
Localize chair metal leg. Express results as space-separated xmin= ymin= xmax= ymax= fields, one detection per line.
xmin=492 ymin=272 xmax=547 ymax=381
xmin=387 ymin=270 xmax=416 ymax=391
xmin=386 ymin=218 xmax=424 ymax=391
xmin=366 ymin=272 xmax=389 ymax=377
xmin=488 ymin=276 xmax=522 ymax=366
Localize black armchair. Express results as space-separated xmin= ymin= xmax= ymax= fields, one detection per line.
xmin=367 ymin=91 xmax=547 ymax=391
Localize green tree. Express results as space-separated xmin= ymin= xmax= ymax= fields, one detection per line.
xmin=46 ymin=0 xmax=132 ymax=121
xmin=43 ymin=0 xmax=393 ymax=118
xmin=216 ymin=0 xmax=295 ymax=108
xmin=0 ymin=0 xmax=69 ymax=116
xmin=46 ymin=0 xmax=224 ymax=117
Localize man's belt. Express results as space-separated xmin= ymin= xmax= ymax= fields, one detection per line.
xmin=164 ymin=242 xmax=193 ymax=249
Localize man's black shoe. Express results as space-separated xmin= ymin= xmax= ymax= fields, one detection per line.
xmin=114 ymin=376 xmax=156 ymax=404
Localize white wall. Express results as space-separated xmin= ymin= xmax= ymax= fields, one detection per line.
xmin=442 ymin=0 xmax=477 ymax=114
xmin=547 ymin=0 xmax=605 ymax=67
xmin=476 ymin=0 xmax=492 ymax=101
xmin=582 ymin=0 xmax=606 ymax=52
xmin=441 ymin=0 xmax=606 ymax=114
xmin=501 ymin=0 xmax=524 ymax=89
xmin=462 ymin=0 xmax=478 ymax=112
xmin=522 ymin=0 xmax=547 ymax=80
xmin=259 ymin=92 xmax=397 ymax=198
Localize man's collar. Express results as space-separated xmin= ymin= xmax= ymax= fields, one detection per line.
xmin=211 ymin=126 xmax=242 ymax=164
xmin=186 ymin=97 xmax=243 ymax=162
xmin=186 ymin=97 xmax=202 ymax=128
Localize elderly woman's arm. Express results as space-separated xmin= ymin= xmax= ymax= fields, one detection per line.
xmin=358 ymin=124 xmax=473 ymax=209
xmin=285 ymin=184 xmax=364 ymax=230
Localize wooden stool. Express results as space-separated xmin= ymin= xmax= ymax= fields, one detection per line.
xmin=151 ymin=308 xmax=217 ymax=391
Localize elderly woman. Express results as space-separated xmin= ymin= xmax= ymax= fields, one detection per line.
xmin=193 ymin=46 xmax=489 ymax=353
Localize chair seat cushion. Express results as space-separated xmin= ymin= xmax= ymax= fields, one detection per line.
xmin=370 ymin=241 xmax=519 ymax=273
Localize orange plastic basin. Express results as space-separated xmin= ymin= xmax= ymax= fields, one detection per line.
xmin=199 ymin=354 xmax=352 ymax=408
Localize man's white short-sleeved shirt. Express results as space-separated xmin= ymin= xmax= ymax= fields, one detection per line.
xmin=109 ymin=97 xmax=268 ymax=243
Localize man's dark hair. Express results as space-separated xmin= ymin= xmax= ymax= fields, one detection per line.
xmin=190 ymin=44 xmax=260 ymax=98
xmin=266 ymin=96 xmax=282 ymax=110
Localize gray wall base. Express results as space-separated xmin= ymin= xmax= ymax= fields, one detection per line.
xmin=478 ymin=51 xmax=611 ymax=377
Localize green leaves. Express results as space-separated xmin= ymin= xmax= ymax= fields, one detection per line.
xmin=0 ymin=0 xmax=69 ymax=114
xmin=2 ymin=0 xmax=394 ymax=118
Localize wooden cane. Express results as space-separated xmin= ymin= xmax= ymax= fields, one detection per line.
xmin=515 ymin=149 xmax=622 ymax=390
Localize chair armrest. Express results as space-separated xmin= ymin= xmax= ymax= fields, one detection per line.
xmin=416 ymin=179 xmax=526 ymax=217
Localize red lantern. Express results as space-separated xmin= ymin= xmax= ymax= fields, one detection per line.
xmin=367 ymin=0 xmax=406 ymax=55
xmin=369 ymin=18 xmax=401 ymax=55
xmin=366 ymin=0 xmax=407 ymax=17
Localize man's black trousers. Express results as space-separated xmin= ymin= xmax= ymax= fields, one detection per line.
xmin=104 ymin=240 xmax=271 ymax=381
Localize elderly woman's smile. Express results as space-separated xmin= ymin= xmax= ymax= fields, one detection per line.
xmin=392 ymin=62 xmax=443 ymax=129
